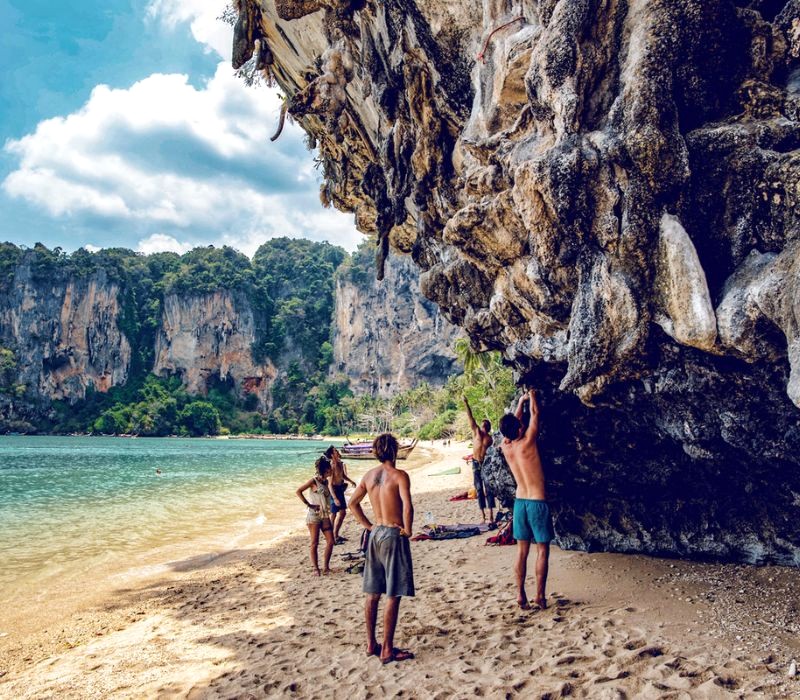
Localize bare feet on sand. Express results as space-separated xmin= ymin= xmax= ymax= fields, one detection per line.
xmin=517 ymin=595 xmax=531 ymax=610
xmin=535 ymin=598 xmax=547 ymax=610
xmin=366 ymin=643 xmax=381 ymax=657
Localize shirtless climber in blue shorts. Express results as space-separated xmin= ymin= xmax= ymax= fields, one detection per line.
xmin=499 ymin=389 xmax=555 ymax=611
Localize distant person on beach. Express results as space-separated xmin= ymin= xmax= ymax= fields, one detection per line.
xmin=462 ymin=396 xmax=495 ymax=523
xmin=349 ymin=433 xmax=415 ymax=665
xmin=296 ymin=456 xmax=335 ymax=576
xmin=499 ymin=389 xmax=554 ymax=611
xmin=325 ymin=445 xmax=357 ymax=545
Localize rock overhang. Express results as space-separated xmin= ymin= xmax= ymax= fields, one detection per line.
xmin=234 ymin=0 xmax=800 ymax=563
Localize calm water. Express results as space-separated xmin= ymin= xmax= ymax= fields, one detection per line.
xmin=0 ymin=436 xmax=340 ymax=602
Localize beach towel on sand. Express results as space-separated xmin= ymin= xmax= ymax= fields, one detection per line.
xmin=411 ymin=523 xmax=492 ymax=541
xmin=431 ymin=466 xmax=461 ymax=476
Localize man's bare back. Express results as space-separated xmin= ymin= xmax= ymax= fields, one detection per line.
xmin=357 ymin=463 xmax=413 ymax=533
xmin=498 ymin=390 xmax=554 ymax=611
xmin=472 ymin=429 xmax=492 ymax=464
xmin=500 ymin=390 xmax=546 ymax=499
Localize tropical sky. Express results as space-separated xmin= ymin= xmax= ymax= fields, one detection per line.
xmin=0 ymin=0 xmax=362 ymax=255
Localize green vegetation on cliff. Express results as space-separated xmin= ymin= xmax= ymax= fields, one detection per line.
xmin=0 ymin=346 xmax=25 ymax=398
xmin=251 ymin=238 xmax=346 ymax=364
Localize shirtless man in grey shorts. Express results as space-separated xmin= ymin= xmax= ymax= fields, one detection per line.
xmin=349 ymin=433 xmax=415 ymax=665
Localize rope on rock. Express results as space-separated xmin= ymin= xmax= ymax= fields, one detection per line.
xmin=476 ymin=15 xmax=526 ymax=63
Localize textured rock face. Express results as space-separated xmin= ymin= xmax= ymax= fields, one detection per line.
xmin=154 ymin=292 xmax=276 ymax=409
xmin=0 ymin=263 xmax=130 ymax=403
xmin=246 ymin=0 xmax=800 ymax=563
xmin=332 ymin=253 xmax=460 ymax=396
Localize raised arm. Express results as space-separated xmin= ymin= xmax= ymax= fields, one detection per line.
xmin=462 ymin=395 xmax=478 ymax=433
xmin=296 ymin=478 xmax=317 ymax=509
xmin=348 ymin=477 xmax=373 ymax=531
xmin=523 ymin=389 xmax=540 ymax=444
xmin=398 ymin=471 xmax=414 ymax=536
xmin=514 ymin=393 xmax=526 ymax=420
xmin=343 ymin=463 xmax=357 ymax=487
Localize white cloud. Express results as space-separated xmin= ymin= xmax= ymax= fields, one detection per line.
xmin=146 ymin=0 xmax=232 ymax=60
xmin=2 ymin=62 xmax=361 ymax=253
xmin=137 ymin=233 xmax=194 ymax=255
xmin=83 ymin=244 xmax=102 ymax=253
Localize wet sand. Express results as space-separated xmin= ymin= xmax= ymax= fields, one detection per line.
xmin=1 ymin=442 xmax=799 ymax=698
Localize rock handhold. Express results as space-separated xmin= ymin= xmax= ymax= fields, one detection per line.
xmin=275 ymin=0 xmax=325 ymax=21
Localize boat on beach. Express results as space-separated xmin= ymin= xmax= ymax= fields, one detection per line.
xmin=341 ymin=438 xmax=418 ymax=460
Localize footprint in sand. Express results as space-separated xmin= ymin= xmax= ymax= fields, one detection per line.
xmin=635 ymin=646 xmax=664 ymax=659
xmin=623 ymin=639 xmax=645 ymax=650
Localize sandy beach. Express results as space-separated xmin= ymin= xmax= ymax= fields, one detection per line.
xmin=1 ymin=441 xmax=799 ymax=698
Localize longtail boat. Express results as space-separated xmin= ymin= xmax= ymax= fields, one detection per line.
xmin=340 ymin=438 xmax=418 ymax=461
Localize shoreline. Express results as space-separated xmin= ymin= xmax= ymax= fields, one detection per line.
xmin=1 ymin=442 xmax=799 ymax=697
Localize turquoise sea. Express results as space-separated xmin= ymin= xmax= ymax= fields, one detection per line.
xmin=0 ymin=436 xmax=342 ymax=608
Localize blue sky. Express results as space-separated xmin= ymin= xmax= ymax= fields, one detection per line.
xmin=0 ymin=0 xmax=361 ymax=254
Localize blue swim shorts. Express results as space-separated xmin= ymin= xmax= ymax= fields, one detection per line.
xmin=512 ymin=499 xmax=555 ymax=543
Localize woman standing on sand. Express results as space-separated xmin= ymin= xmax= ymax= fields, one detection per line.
xmin=296 ymin=456 xmax=335 ymax=576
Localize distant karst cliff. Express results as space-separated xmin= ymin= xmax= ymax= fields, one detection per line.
xmin=332 ymin=248 xmax=460 ymax=396
xmin=0 ymin=241 xmax=459 ymax=430
xmin=0 ymin=260 xmax=130 ymax=404
xmin=240 ymin=1 xmax=800 ymax=563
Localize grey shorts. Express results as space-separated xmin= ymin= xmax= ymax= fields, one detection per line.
xmin=363 ymin=525 xmax=415 ymax=597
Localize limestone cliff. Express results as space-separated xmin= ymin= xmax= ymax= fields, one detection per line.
xmin=153 ymin=291 xmax=276 ymax=409
xmin=0 ymin=261 xmax=130 ymax=405
xmin=242 ymin=1 xmax=800 ymax=563
xmin=0 ymin=243 xmax=461 ymax=429
xmin=332 ymin=252 xmax=460 ymax=396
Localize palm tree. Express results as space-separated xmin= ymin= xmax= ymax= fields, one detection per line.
xmin=454 ymin=337 xmax=491 ymax=380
